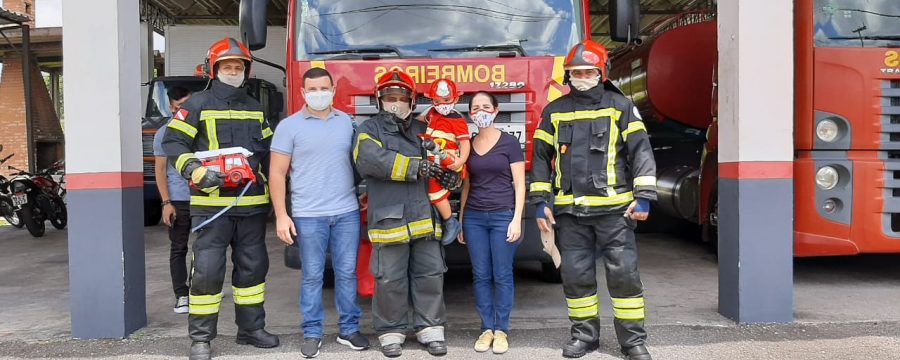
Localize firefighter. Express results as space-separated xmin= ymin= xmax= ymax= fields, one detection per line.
xmin=163 ymin=38 xmax=278 ymax=360
xmin=530 ymin=39 xmax=657 ymax=360
xmin=353 ymin=69 xmax=462 ymax=358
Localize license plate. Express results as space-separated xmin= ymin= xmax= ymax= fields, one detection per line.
xmin=11 ymin=193 xmax=26 ymax=207
xmin=468 ymin=123 xmax=527 ymax=149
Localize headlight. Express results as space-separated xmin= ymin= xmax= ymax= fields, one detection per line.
xmin=816 ymin=119 xmax=839 ymax=142
xmin=816 ymin=166 xmax=839 ymax=190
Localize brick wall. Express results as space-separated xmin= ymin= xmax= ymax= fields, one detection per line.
xmin=2 ymin=0 xmax=35 ymax=27
xmin=0 ymin=54 xmax=63 ymax=171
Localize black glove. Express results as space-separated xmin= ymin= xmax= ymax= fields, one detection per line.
xmin=417 ymin=160 xmax=442 ymax=179
xmin=436 ymin=168 xmax=462 ymax=191
xmin=190 ymin=166 xmax=226 ymax=193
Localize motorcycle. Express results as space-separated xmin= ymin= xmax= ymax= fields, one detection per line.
xmin=8 ymin=161 xmax=67 ymax=237
xmin=0 ymin=145 xmax=23 ymax=228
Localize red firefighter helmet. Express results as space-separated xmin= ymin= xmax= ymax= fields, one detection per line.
xmin=375 ymin=69 xmax=417 ymax=111
xmin=205 ymin=38 xmax=252 ymax=79
xmin=425 ymin=78 xmax=461 ymax=104
xmin=564 ymin=39 xmax=610 ymax=81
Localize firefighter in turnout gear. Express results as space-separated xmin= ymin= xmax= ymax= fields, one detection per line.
xmin=530 ymin=39 xmax=657 ymax=360
xmin=162 ymin=38 xmax=279 ymax=360
xmin=354 ymin=69 xmax=462 ymax=358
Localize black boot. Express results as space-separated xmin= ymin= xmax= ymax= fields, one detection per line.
xmin=621 ymin=345 xmax=652 ymax=360
xmin=235 ymin=328 xmax=280 ymax=348
xmin=425 ymin=341 xmax=447 ymax=356
xmin=562 ymin=338 xmax=599 ymax=358
xmin=381 ymin=343 xmax=402 ymax=358
xmin=189 ymin=341 xmax=211 ymax=360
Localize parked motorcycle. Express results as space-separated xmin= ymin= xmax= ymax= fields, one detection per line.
xmin=0 ymin=145 xmax=23 ymax=228
xmin=8 ymin=161 xmax=67 ymax=237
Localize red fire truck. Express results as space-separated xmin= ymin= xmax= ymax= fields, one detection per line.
xmin=239 ymin=0 xmax=637 ymax=277
xmin=609 ymin=0 xmax=900 ymax=256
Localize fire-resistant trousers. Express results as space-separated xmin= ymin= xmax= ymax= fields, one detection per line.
xmin=188 ymin=213 xmax=269 ymax=342
xmin=557 ymin=213 xmax=647 ymax=348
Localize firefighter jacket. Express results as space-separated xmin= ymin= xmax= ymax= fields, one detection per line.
xmin=529 ymin=84 xmax=657 ymax=217
xmin=354 ymin=112 xmax=441 ymax=244
xmin=162 ymin=80 xmax=273 ymax=216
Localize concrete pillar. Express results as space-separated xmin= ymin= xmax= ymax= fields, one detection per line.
xmin=63 ymin=0 xmax=146 ymax=338
xmin=716 ymin=0 xmax=794 ymax=323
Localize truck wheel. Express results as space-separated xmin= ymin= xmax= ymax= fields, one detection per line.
xmin=21 ymin=206 xmax=45 ymax=238
xmin=144 ymin=201 xmax=161 ymax=226
xmin=541 ymin=261 xmax=562 ymax=283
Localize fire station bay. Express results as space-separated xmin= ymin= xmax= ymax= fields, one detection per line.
xmin=2 ymin=0 xmax=900 ymax=359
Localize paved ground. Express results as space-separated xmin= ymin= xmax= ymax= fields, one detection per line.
xmin=1 ymin=222 xmax=899 ymax=359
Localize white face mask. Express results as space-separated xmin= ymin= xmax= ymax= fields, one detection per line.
xmin=471 ymin=109 xmax=498 ymax=128
xmin=570 ymin=75 xmax=601 ymax=91
xmin=218 ymin=72 xmax=245 ymax=88
xmin=304 ymin=90 xmax=334 ymax=111
xmin=434 ymin=103 xmax=455 ymax=116
xmin=384 ymin=101 xmax=412 ymax=119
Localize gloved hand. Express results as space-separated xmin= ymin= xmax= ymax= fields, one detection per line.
xmin=418 ymin=160 xmax=441 ymax=179
xmin=535 ymin=201 xmax=555 ymax=233
xmin=436 ymin=168 xmax=462 ymax=191
xmin=191 ymin=166 xmax=225 ymax=193
xmin=635 ymin=198 xmax=650 ymax=213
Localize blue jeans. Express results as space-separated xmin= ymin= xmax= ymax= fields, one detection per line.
xmin=294 ymin=210 xmax=362 ymax=338
xmin=462 ymin=209 xmax=520 ymax=332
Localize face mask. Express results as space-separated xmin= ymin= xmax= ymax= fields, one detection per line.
xmin=471 ymin=109 xmax=498 ymax=128
xmin=384 ymin=101 xmax=412 ymax=119
xmin=570 ymin=75 xmax=601 ymax=92
xmin=434 ymin=103 xmax=456 ymax=116
xmin=304 ymin=90 xmax=334 ymax=111
xmin=218 ymin=72 xmax=245 ymax=88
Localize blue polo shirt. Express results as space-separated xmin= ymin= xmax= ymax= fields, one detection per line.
xmin=270 ymin=107 xmax=358 ymax=217
xmin=153 ymin=125 xmax=191 ymax=201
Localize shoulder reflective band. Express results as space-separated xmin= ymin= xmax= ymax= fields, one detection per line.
xmin=168 ymin=119 xmax=198 ymax=138
xmin=549 ymin=108 xmax=622 ymax=125
xmin=621 ymin=121 xmax=647 ymax=142
xmin=354 ymin=133 xmax=383 ymax=161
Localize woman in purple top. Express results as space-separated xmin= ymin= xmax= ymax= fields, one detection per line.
xmin=458 ymin=91 xmax=526 ymax=354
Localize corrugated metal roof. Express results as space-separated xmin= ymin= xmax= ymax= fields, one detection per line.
xmin=0 ymin=6 xmax=30 ymax=26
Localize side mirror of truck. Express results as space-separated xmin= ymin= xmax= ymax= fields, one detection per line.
xmin=609 ymin=0 xmax=641 ymax=43
xmin=240 ymin=0 xmax=270 ymax=51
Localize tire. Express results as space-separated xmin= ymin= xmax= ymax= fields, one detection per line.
xmin=541 ymin=261 xmax=562 ymax=283
xmin=20 ymin=206 xmax=45 ymax=237
xmin=49 ymin=197 xmax=67 ymax=230
xmin=1 ymin=197 xmax=23 ymax=228
xmin=144 ymin=201 xmax=161 ymax=227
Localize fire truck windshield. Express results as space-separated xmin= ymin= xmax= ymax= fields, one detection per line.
xmin=814 ymin=0 xmax=900 ymax=47
xmin=294 ymin=0 xmax=584 ymax=60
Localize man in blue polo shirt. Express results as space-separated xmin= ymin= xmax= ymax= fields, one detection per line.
xmin=269 ymin=67 xmax=368 ymax=358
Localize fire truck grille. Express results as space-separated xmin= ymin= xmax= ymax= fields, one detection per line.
xmin=143 ymin=132 xmax=156 ymax=181
xmin=882 ymin=81 xmax=900 ymax=234
xmin=881 ymin=80 xmax=900 ymax=149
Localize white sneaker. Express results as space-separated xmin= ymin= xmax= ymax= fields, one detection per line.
xmin=174 ymin=296 xmax=189 ymax=314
